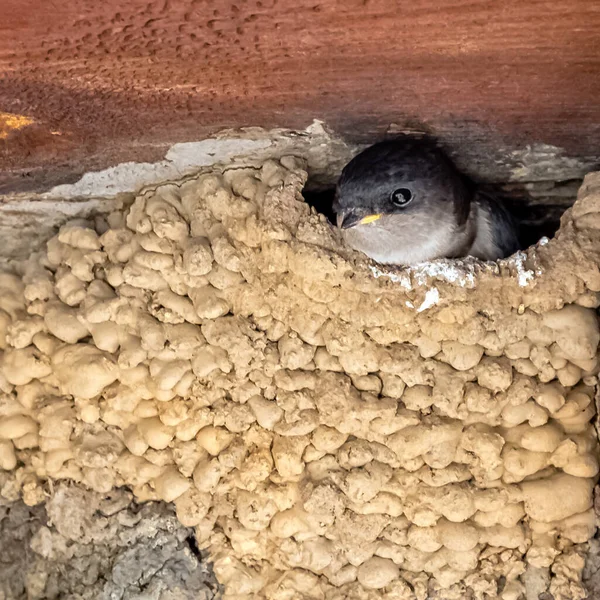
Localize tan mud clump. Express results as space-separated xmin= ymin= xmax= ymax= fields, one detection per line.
xmin=1 ymin=161 xmax=600 ymax=599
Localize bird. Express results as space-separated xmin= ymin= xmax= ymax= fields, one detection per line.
xmin=333 ymin=137 xmax=520 ymax=266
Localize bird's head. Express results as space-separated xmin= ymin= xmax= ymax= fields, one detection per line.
xmin=334 ymin=138 xmax=471 ymax=233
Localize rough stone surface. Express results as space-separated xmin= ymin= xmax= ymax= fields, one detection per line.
xmin=0 ymin=484 xmax=220 ymax=600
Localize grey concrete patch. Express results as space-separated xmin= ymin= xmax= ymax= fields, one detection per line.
xmin=0 ymin=484 xmax=220 ymax=600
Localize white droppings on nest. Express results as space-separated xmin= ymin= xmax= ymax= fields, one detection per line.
xmin=507 ymin=251 xmax=541 ymax=288
xmin=369 ymin=265 xmax=412 ymax=289
xmin=416 ymin=287 xmax=440 ymax=312
xmin=369 ymin=259 xmax=478 ymax=290
xmin=409 ymin=259 xmax=478 ymax=288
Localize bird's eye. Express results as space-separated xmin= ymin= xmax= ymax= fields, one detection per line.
xmin=390 ymin=188 xmax=413 ymax=207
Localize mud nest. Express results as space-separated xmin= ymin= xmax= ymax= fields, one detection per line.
xmin=1 ymin=157 xmax=600 ymax=600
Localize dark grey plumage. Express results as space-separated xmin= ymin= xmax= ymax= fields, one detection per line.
xmin=334 ymin=138 xmax=520 ymax=266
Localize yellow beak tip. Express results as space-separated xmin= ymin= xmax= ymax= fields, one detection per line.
xmin=359 ymin=214 xmax=382 ymax=225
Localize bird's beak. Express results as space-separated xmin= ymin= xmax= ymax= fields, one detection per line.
xmin=338 ymin=209 xmax=382 ymax=230
xmin=359 ymin=214 xmax=382 ymax=225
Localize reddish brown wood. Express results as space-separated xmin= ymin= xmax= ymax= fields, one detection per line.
xmin=1 ymin=0 xmax=599 ymax=193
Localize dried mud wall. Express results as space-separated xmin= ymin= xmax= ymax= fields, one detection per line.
xmin=1 ymin=159 xmax=600 ymax=600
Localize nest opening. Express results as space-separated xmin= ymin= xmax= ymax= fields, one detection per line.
xmin=302 ymin=176 xmax=579 ymax=258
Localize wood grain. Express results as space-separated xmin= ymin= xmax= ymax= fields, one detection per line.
xmin=1 ymin=0 xmax=599 ymax=193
